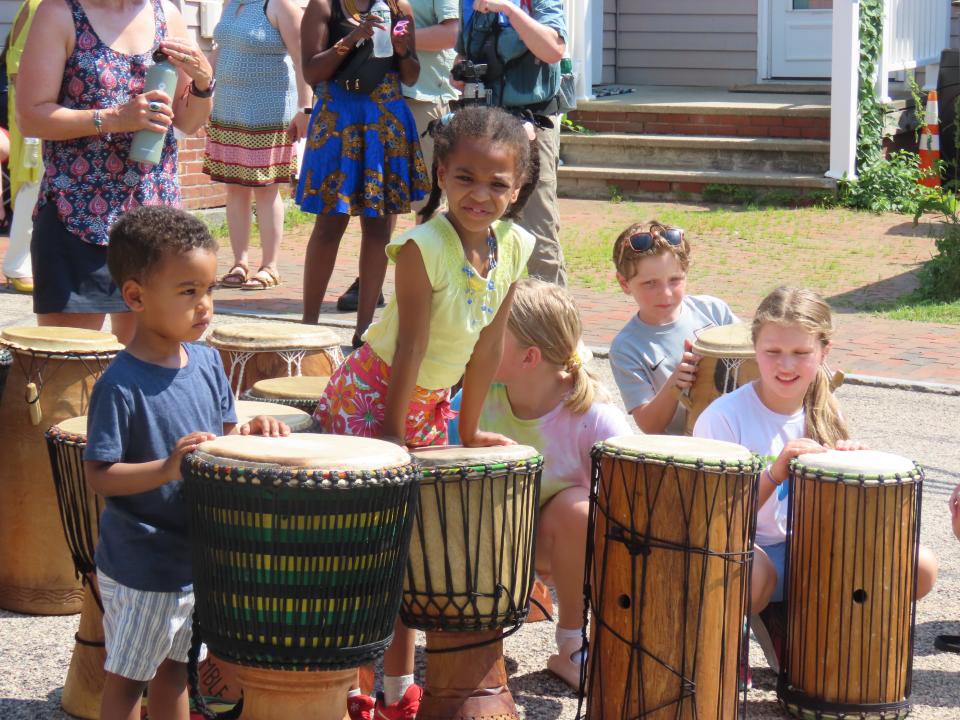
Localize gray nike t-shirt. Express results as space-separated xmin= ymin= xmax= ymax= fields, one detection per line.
xmin=610 ymin=295 xmax=738 ymax=434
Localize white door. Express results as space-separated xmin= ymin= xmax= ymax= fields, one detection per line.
xmin=769 ymin=0 xmax=833 ymax=78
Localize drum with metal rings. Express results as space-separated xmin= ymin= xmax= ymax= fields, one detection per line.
xmin=240 ymin=375 xmax=330 ymax=415
xmin=0 ymin=327 xmax=122 ymax=615
xmin=207 ymin=322 xmax=343 ymax=397
xmin=401 ymin=444 xmax=543 ymax=720
xmin=182 ymin=434 xmax=419 ymax=720
xmin=585 ymin=435 xmax=761 ymax=720
xmin=778 ymin=450 xmax=923 ymax=720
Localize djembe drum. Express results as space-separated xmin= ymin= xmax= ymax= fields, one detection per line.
xmin=400 ymin=445 xmax=543 ymax=720
xmin=0 ymin=347 xmax=12 ymax=403
xmin=585 ymin=435 xmax=760 ymax=719
xmin=208 ymin=322 xmax=343 ymax=396
xmin=235 ymin=399 xmax=316 ymax=432
xmin=240 ymin=375 xmax=330 ymax=414
xmin=182 ymin=434 xmax=419 ymax=720
xmin=0 ymin=327 xmax=122 ymax=614
xmin=46 ymin=416 xmax=104 ymax=719
xmin=778 ymin=450 xmax=923 ymax=719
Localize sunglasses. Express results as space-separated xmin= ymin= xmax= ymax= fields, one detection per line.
xmin=617 ymin=226 xmax=685 ymax=266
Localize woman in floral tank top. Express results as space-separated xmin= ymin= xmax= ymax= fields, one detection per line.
xmin=17 ymin=0 xmax=214 ymax=344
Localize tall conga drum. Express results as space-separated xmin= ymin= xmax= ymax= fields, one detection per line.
xmin=778 ymin=450 xmax=923 ymax=719
xmin=0 ymin=327 xmax=122 ymax=614
xmin=208 ymin=322 xmax=344 ymax=396
xmin=400 ymin=445 xmax=543 ymax=720
xmin=46 ymin=416 xmax=105 ymax=719
xmin=681 ymin=324 xmax=759 ymax=435
xmin=240 ymin=375 xmax=330 ymax=414
xmin=585 ymin=435 xmax=760 ymax=719
xmin=235 ymin=399 xmax=316 ymax=432
xmin=182 ymin=434 xmax=419 ymax=720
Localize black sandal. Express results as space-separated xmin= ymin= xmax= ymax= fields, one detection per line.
xmin=935 ymin=634 xmax=960 ymax=653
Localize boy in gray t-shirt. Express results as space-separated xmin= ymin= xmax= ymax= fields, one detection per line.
xmin=609 ymin=221 xmax=737 ymax=434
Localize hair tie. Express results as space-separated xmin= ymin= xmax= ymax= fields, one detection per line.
xmin=565 ymin=351 xmax=582 ymax=373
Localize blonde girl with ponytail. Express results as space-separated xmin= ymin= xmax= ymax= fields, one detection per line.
xmin=694 ymin=287 xmax=937 ymax=683
xmin=447 ymin=278 xmax=632 ymax=688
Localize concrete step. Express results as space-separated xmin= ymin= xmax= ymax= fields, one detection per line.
xmin=557 ymin=164 xmax=836 ymax=201
xmin=559 ymin=133 xmax=830 ymax=175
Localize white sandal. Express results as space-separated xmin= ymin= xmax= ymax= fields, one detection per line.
xmin=547 ymin=636 xmax=587 ymax=690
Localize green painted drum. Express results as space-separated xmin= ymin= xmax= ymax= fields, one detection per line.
xmin=401 ymin=445 xmax=543 ymax=633
xmin=182 ymin=434 xmax=419 ymax=670
xmin=779 ymin=449 xmax=923 ymax=720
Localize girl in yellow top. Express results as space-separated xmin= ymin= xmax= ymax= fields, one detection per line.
xmin=3 ymin=0 xmax=42 ymax=293
xmin=314 ymin=105 xmax=536 ymax=717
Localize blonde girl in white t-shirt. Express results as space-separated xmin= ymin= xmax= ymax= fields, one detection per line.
xmin=694 ymin=286 xmax=938 ymax=680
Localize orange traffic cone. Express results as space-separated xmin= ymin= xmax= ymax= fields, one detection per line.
xmin=919 ymin=89 xmax=941 ymax=188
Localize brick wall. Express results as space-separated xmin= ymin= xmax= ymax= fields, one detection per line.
xmin=566 ymin=109 xmax=831 ymax=139
xmin=177 ymin=132 xmax=227 ymax=210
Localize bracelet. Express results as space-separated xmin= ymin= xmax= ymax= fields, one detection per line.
xmin=763 ymin=467 xmax=783 ymax=486
xmin=334 ymin=37 xmax=352 ymax=55
xmin=302 ymin=107 xmax=313 ymax=115
xmin=92 ymin=109 xmax=104 ymax=138
xmin=189 ymin=77 xmax=217 ymax=99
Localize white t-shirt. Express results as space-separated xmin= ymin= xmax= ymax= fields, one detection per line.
xmin=692 ymin=382 xmax=805 ymax=546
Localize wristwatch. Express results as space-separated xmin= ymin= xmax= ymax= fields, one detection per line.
xmin=189 ymin=77 xmax=217 ymax=98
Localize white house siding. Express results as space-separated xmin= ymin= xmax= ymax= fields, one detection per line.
xmin=603 ymin=0 xmax=615 ymax=84
xmin=952 ymin=3 xmax=960 ymax=49
xmin=615 ymin=0 xmax=759 ymax=88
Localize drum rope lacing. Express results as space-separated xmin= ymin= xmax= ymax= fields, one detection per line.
xmin=399 ymin=459 xmax=543 ymax=654
xmin=777 ymin=462 xmax=923 ymax=717
xmin=577 ymin=445 xmax=761 ymax=720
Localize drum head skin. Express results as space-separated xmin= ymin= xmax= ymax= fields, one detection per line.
xmin=1 ymin=326 xmax=123 ymax=354
xmin=250 ymin=375 xmax=330 ymax=400
xmin=795 ymin=449 xmax=919 ymax=484
xmin=208 ymin=322 xmax=340 ymax=351
xmin=52 ymin=415 xmax=88 ymax=438
xmin=411 ymin=444 xmax=540 ymax=469
xmin=599 ymin=434 xmax=756 ymax=467
xmin=196 ymin=433 xmax=410 ymax=472
xmin=234 ymin=400 xmax=314 ymax=432
xmin=691 ymin=324 xmax=754 ymax=359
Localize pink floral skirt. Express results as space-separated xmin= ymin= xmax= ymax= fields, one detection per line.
xmin=314 ymin=344 xmax=454 ymax=448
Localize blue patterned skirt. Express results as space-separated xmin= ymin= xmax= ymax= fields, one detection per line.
xmin=296 ymin=72 xmax=430 ymax=217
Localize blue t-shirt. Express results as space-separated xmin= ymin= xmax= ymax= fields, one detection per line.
xmin=84 ymin=344 xmax=237 ymax=592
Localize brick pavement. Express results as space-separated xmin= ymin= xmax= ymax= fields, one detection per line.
xmin=5 ymin=203 xmax=959 ymax=387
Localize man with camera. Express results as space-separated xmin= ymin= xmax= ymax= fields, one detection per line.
xmin=455 ymin=0 xmax=568 ymax=286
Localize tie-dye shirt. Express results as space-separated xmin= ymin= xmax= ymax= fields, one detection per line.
xmin=449 ymin=383 xmax=633 ymax=504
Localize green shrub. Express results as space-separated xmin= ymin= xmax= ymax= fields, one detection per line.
xmin=837 ymin=151 xmax=943 ymax=214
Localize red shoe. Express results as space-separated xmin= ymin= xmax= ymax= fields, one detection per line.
xmin=348 ymin=693 xmax=376 ymax=720
xmin=374 ymin=684 xmax=423 ymax=720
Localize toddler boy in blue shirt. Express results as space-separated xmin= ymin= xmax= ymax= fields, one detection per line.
xmin=84 ymin=206 xmax=289 ymax=720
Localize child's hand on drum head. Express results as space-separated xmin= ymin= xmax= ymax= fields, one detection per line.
xmin=834 ymin=438 xmax=868 ymax=451
xmin=669 ymin=338 xmax=701 ymax=391
xmin=462 ymin=429 xmax=516 ymax=448
xmin=769 ymin=438 xmax=827 ymax=485
xmin=164 ymin=431 xmax=218 ymax=477
xmin=239 ymin=415 xmax=291 ymax=437
xmin=950 ymin=483 xmax=960 ymax=542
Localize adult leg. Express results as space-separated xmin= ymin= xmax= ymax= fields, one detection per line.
xmin=405 ymin=99 xmax=446 ymax=222
xmin=356 ymin=215 xmax=395 ymax=339
xmin=252 ymin=184 xmax=284 ymax=274
xmin=225 ymin=184 xmax=254 ymax=272
xmin=517 ymin=117 xmax=566 ymax=286
xmin=37 ymin=312 xmax=107 ymax=332
xmin=99 ymin=674 xmax=146 ymax=720
xmin=3 ymin=181 xmax=39 ymax=281
xmin=146 ymin=659 xmax=190 ymax=720
xmin=302 ymin=214 xmax=350 ymax=324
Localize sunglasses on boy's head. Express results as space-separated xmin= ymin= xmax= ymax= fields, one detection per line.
xmin=617 ymin=226 xmax=685 ymax=266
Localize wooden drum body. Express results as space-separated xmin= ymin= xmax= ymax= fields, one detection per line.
xmin=683 ymin=324 xmax=759 ymax=435
xmin=778 ymin=450 xmax=923 ymax=720
xmin=183 ymin=434 xmax=419 ymax=720
xmin=586 ymin=435 xmax=760 ymax=720
xmin=401 ymin=445 xmax=543 ymax=720
xmin=0 ymin=327 xmax=121 ymax=615
xmin=208 ymin=323 xmax=343 ymax=397
xmin=240 ymin=375 xmax=330 ymax=414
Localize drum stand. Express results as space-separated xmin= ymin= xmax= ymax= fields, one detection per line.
xmin=419 ymin=630 xmax=519 ymax=720
xmin=232 ymin=667 xmax=355 ymax=720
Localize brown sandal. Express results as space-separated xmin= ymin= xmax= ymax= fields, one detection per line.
xmin=241 ymin=266 xmax=281 ymax=291
xmin=219 ymin=264 xmax=249 ymax=288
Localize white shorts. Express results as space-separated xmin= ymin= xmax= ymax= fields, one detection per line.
xmin=98 ymin=570 xmax=195 ymax=682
